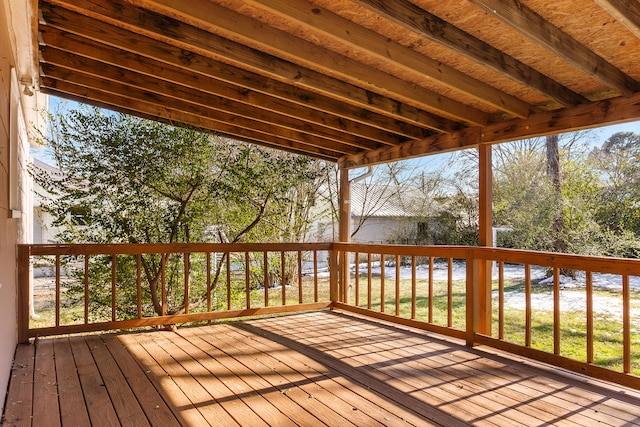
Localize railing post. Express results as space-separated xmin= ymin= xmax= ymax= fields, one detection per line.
xmin=17 ymin=245 xmax=30 ymax=343
xmin=338 ymin=168 xmax=351 ymax=304
xmin=329 ymin=246 xmax=339 ymax=304
xmin=477 ymin=144 xmax=493 ymax=336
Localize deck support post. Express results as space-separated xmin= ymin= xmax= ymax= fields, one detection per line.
xmin=477 ymin=144 xmax=493 ymax=338
xmin=17 ymin=245 xmax=30 ymax=344
xmin=338 ymin=168 xmax=351 ymax=303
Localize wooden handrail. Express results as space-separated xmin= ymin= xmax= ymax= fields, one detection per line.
xmin=26 ymin=242 xmax=332 ymax=256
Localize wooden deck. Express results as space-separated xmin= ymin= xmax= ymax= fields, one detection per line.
xmin=4 ymin=310 xmax=640 ymax=426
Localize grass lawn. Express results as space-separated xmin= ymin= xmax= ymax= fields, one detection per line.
xmin=345 ymin=272 xmax=640 ymax=375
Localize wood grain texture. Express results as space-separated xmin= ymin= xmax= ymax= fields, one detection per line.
xmin=590 ymin=0 xmax=640 ymax=45
xmin=352 ymin=0 xmax=587 ymax=107
xmin=242 ymin=0 xmax=531 ymax=118
xmin=124 ymin=0 xmax=490 ymax=125
xmin=470 ymin=0 xmax=640 ymax=96
xmin=7 ymin=311 xmax=640 ymax=426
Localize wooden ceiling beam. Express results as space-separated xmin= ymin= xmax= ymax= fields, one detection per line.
xmin=39 ymin=16 xmax=428 ymax=140
xmin=39 ymin=51 xmax=381 ymax=152
xmin=339 ymin=128 xmax=482 ymax=169
xmin=126 ymin=0 xmax=490 ymax=126
xmin=40 ymin=65 xmax=364 ymax=156
xmin=594 ymin=0 xmax=640 ymax=39
xmin=40 ymin=84 xmax=342 ymax=161
xmin=353 ymin=0 xmax=589 ymax=107
xmin=469 ymin=0 xmax=640 ymax=97
xmin=199 ymin=0 xmax=531 ymax=119
xmin=41 ymin=1 xmax=456 ymax=133
xmin=40 ymin=29 xmax=405 ymax=147
xmin=339 ymin=92 xmax=640 ymax=168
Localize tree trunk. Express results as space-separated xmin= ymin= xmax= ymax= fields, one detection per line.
xmin=546 ymin=135 xmax=570 ymax=268
xmin=546 ymin=134 xmax=561 ymax=192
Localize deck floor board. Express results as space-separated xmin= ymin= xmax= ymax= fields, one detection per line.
xmin=85 ymin=335 xmax=151 ymax=427
xmin=4 ymin=310 xmax=640 ymax=426
xmin=32 ymin=339 xmax=61 ymax=427
xmin=68 ymin=336 xmax=121 ymax=427
xmin=53 ymin=338 xmax=91 ymax=427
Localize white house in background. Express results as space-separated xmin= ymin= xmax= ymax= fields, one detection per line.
xmin=311 ymin=182 xmax=449 ymax=244
xmin=32 ymin=158 xmax=65 ymax=244
xmin=350 ymin=183 xmax=448 ymax=244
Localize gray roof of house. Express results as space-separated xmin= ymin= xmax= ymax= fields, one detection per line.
xmin=350 ymin=183 xmax=435 ymax=218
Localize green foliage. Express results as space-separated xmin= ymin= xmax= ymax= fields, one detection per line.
xmin=34 ymin=105 xmax=331 ymax=315
xmin=489 ymin=132 xmax=640 ymax=257
xmin=493 ymin=139 xmax=562 ymax=252
xmin=591 ymin=132 xmax=640 ymax=237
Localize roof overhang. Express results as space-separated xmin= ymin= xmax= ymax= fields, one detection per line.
xmin=34 ymin=0 xmax=640 ymax=167
xmin=4 ymin=0 xmax=48 ymax=145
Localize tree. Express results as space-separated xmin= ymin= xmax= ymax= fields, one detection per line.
xmin=591 ymin=132 xmax=640 ymax=236
xmin=578 ymin=131 xmax=640 ymax=257
xmin=491 ymin=135 xmax=600 ymax=252
xmin=33 ymin=106 xmax=330 ymax=316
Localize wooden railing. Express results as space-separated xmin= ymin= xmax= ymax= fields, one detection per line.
xmin=18 ymin=243 xmax=334 ymax=342
xmin=333 ymin=243 xmax=640 ymax=390
xmin=17 ymin=242 xmax=640 ymax=389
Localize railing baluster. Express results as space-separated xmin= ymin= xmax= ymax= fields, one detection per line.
xmin=447 ymin=257 xmax=453 ymax=327
xmin=226 ymin=252 xmax=231 ymax=311
xmin=428 ymin=256 xmax=434 ymax=324
xmin=354 ymin=252 xmax=360 ymax=307
xmin=313 ymin=250 xmax=318 ymax=303
xmin=136 ymin=254 xmax=141 ymax=319
xmin=525 ymin=264 xmax=531 ymax=347
xmin=184 ymin=253 xmax=190 ymax=315
xmin=380 ymin=254 xmax=385 ymax=313
xmin=298 ymin=250 xmax=303 ymax=304
xmin=396 ymin=254 xmax=401 ymax=316
xmin=344 ymin=251 xmax=350 ymax=303
xmin=411 ymin=255 xmax=416 ymax=320
xmin=84 ymin=255 xmax=89 ymax=324
xmin=329 ymin=248 xmax=338 ymax=303
xmin=206 ymin=252 xmax=211 ymax=314
xmin=245 ymin=251 xmax=250 ymax=309
xmin=553 ymin=266 xmax=560 ymax=355
xmin=498 ymin=261 xmax=504 ymax=340
xmin=56 ymin=255 xmax=61 ymax=327
xmin=111 ymin=254 xmax=116 ymax=322
xmin=367 ymin=252 xmax=372 ymax=309
xmin=586 ymin=270 xmax=593 ymax=364
xmin=264 ymin=251 xmax=269 ymax=307
xmin=161 ymin=254 xmax=166 ymax=316
xmin=623 ymin=274 xmax=631 ymax=373
xmin=281 ymin=251 xmax=287 ymax=306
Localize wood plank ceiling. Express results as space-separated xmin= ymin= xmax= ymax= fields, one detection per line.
xmin=36 ymin=0 xmax=640 ymax=167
